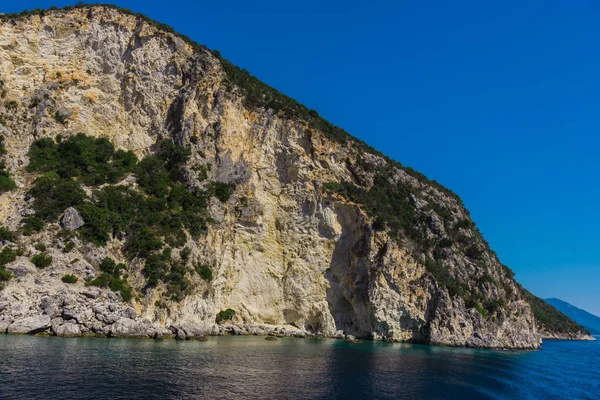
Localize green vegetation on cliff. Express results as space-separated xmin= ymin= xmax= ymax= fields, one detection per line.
xmin=26 ymin=133 xmax=229 ymax=300
xmin=87 ymin=258 xmax=132 ymax=302
xmin=0 ymin=246 xmax=17 ymax=289
xmin=0 ymin=3 xmax=460 ymax=204
xmin=0 ymin=136 xmax=15 ymax=193
xmin=520 ymin=287 xmax=588 ymax=334
xmin=216 ymin=308 xmax=235 ymax=323
xmin=3 ymin=5 xmax=587 ymax=337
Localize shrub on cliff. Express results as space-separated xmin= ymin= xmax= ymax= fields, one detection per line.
xmin=0 ymin=247 xmax=16 ymax=265
xmin=216 ymin=308 xmax=235 ymax=323
xmin=31 ymin=253 xmax=52 ymax=269
xmin=324 ymin=175 xmax=419 ymax=243
xmin=195 ymin=263 xmax=213 ymax=281
xmin=27 ymin=133 xmax=138 ymax=185
xmin=0 ymin=266 xmax=12 ymax=288
xmin=208 ymin=181 xmax=235 ymax=203
xmin=0 ymin=246 xmax=16 ymax=289
xmin=25 ymin=133 xmax=230 ymax=297
xmin=0 ymin=169 xmax=16 ymax=193
xmin=143 ymin=248 xmax=191 ymax=301
xmin=61 ymin=274 xmax=78 ymax=284
xmin=22 ymin=216 xmax=44 ymax=235
xmin=88 ymin=257 xmax=132 ymax=302
xmin=0 ymin=137 xmax=16 ymax=193
xmin=0 ymin=226 xmax=14 ymax=242
xmin=77 ymin=204 xmax=115 ymax=246
xmin=28 ymin=174 xmax=87 ymax=220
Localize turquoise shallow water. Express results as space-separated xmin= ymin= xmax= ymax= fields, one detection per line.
xmin=0 ymin=335 xmax=598 ymax=399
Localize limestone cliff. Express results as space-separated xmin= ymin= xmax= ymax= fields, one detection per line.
xmin=0 ymin=6 xmax=583 ymax=348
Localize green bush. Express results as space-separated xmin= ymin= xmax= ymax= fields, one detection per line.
xmin=0 ymin=226 xmax=14 ymax=241
xmin=0 ymin=171 xmax=16 ymax=192
xmin=193 ymin=164 xmax=209 ymax=181
xmin=88 ymin=258 xmax=132 ymax=302
xmin=111 ymin=279 xmax=133 ymax=302
xmin=31 ymin=253 xmax=52 ymax=269
xmin=0 ymin=137 xmax=16 ymax=193
xmin=179 ymin=247 xmax=191 ymax=264
xmin=144 ymin=248 xmax=172 ymax=287
xmin=63 ymin=242 xmax=75 ymax=253
xmin=0 ymin=247 xmax=17 ymax=265
xmin=77 ymin=204 xmax=114 ymax=246
xmin=216 ymin=308 xmax=235 ymax=323
xmin=87 ymin=272 xmax=111 ymax=288
xmin=209 ymin=181 xmax=235 ymax=203
xmin=425 ymin=258 xmax=466 ymax=298
xmin=99 ymin=257 xmax=126 ymax=276
xmin=126 ymin=227 xmax=164 ymax=259
xmin=34 ymin=243 xmax=46 ymax=252
xmin=0 ymin=265 xmax=13 ymax=288
xmin=27 ymin=137 xmax=59 ymax=172
xmin=61 ymin=274 xmax=78 ymax=284
xmin=135 ymin=156 xmax=171 ymax=197
xmin=143 ymin=249 xmax=191 ymax=301
xmin=465 ymin=244 xmax=483 ymax=260
xmin=475 ymin=305 xmax=488 ymax=318
xmin=28 ymin=174 xmax=87 ymax=220
xmin=22 ymin=216 xmax=44 ymax=235
xmin=195 ymin=263 xmax=213 ymax=281
xmin=27 ymin=133 xmax=138 ymax=185
xmin=165 ymin=259 xmax=190 ymax=301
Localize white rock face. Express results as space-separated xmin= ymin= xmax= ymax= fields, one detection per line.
xmin=7 ymin=315 xmax=51 ymax=333
xmin=54 ymin=322 xmax=81 ymax=337
xmin=0 ymin=6 xmax=542 ymax=348
xmin=60 ymin=207 xmax=84 ymax=231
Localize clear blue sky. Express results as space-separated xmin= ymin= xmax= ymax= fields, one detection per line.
xmin=5 ymin=1 xmax=600 ymax=315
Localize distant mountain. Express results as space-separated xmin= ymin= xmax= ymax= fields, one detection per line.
xmin=545 ymin=298 xmax=600 ymax=334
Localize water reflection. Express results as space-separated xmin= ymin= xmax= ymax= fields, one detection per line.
xmin=0 ymin=335 xmax=598 ymax=399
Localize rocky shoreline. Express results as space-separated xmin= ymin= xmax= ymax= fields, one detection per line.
xmin=539 ymin=331 xmax=596 ymax=341
xmin=0 ymin=285 xmax=590 ymax=347
xmin=2 ymin=319 xmax=595 ymax=348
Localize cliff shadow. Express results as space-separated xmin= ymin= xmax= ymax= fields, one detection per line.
xmin=324 ymin=205 xmax=373 ymax=338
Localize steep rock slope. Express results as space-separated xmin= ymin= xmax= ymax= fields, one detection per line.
xmin=0 ymin=6 xmax=583 ymax=347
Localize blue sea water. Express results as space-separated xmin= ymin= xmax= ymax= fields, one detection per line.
xmin=0 ymin=335 xmax=598 ymax=399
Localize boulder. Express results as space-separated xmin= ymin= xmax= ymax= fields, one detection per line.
xmin=80 ymin=289 xmax=101 ymax=299
xmin=155 ymin=327 xmax=175 ymax=340
xmin=43 ymin=303 xmax=61 ymax=318
xmin=180 ymin=323 xmax=205 ymax=339
xmin=7 ymin=315 xmax=51 ymax=334
xmin=176 ymin=328 xmax=186 ymax=340
xmin=62 ymin=308 xmax=76 ymax=320
xmin=54 ymin=322 xmax=81 ymax=337
xmin=7 ymin=263 xmax=35 ymax=278
xmin=51 ymin=317 xmax=64 ymax=333
xmin=110 ymin=318 xmax=153 ymax=338
xmin=60 ymin=207 xmax=84 ymax=231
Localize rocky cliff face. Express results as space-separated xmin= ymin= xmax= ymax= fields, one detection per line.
xmin=0 ymin=6 xmax=553 ymax=348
